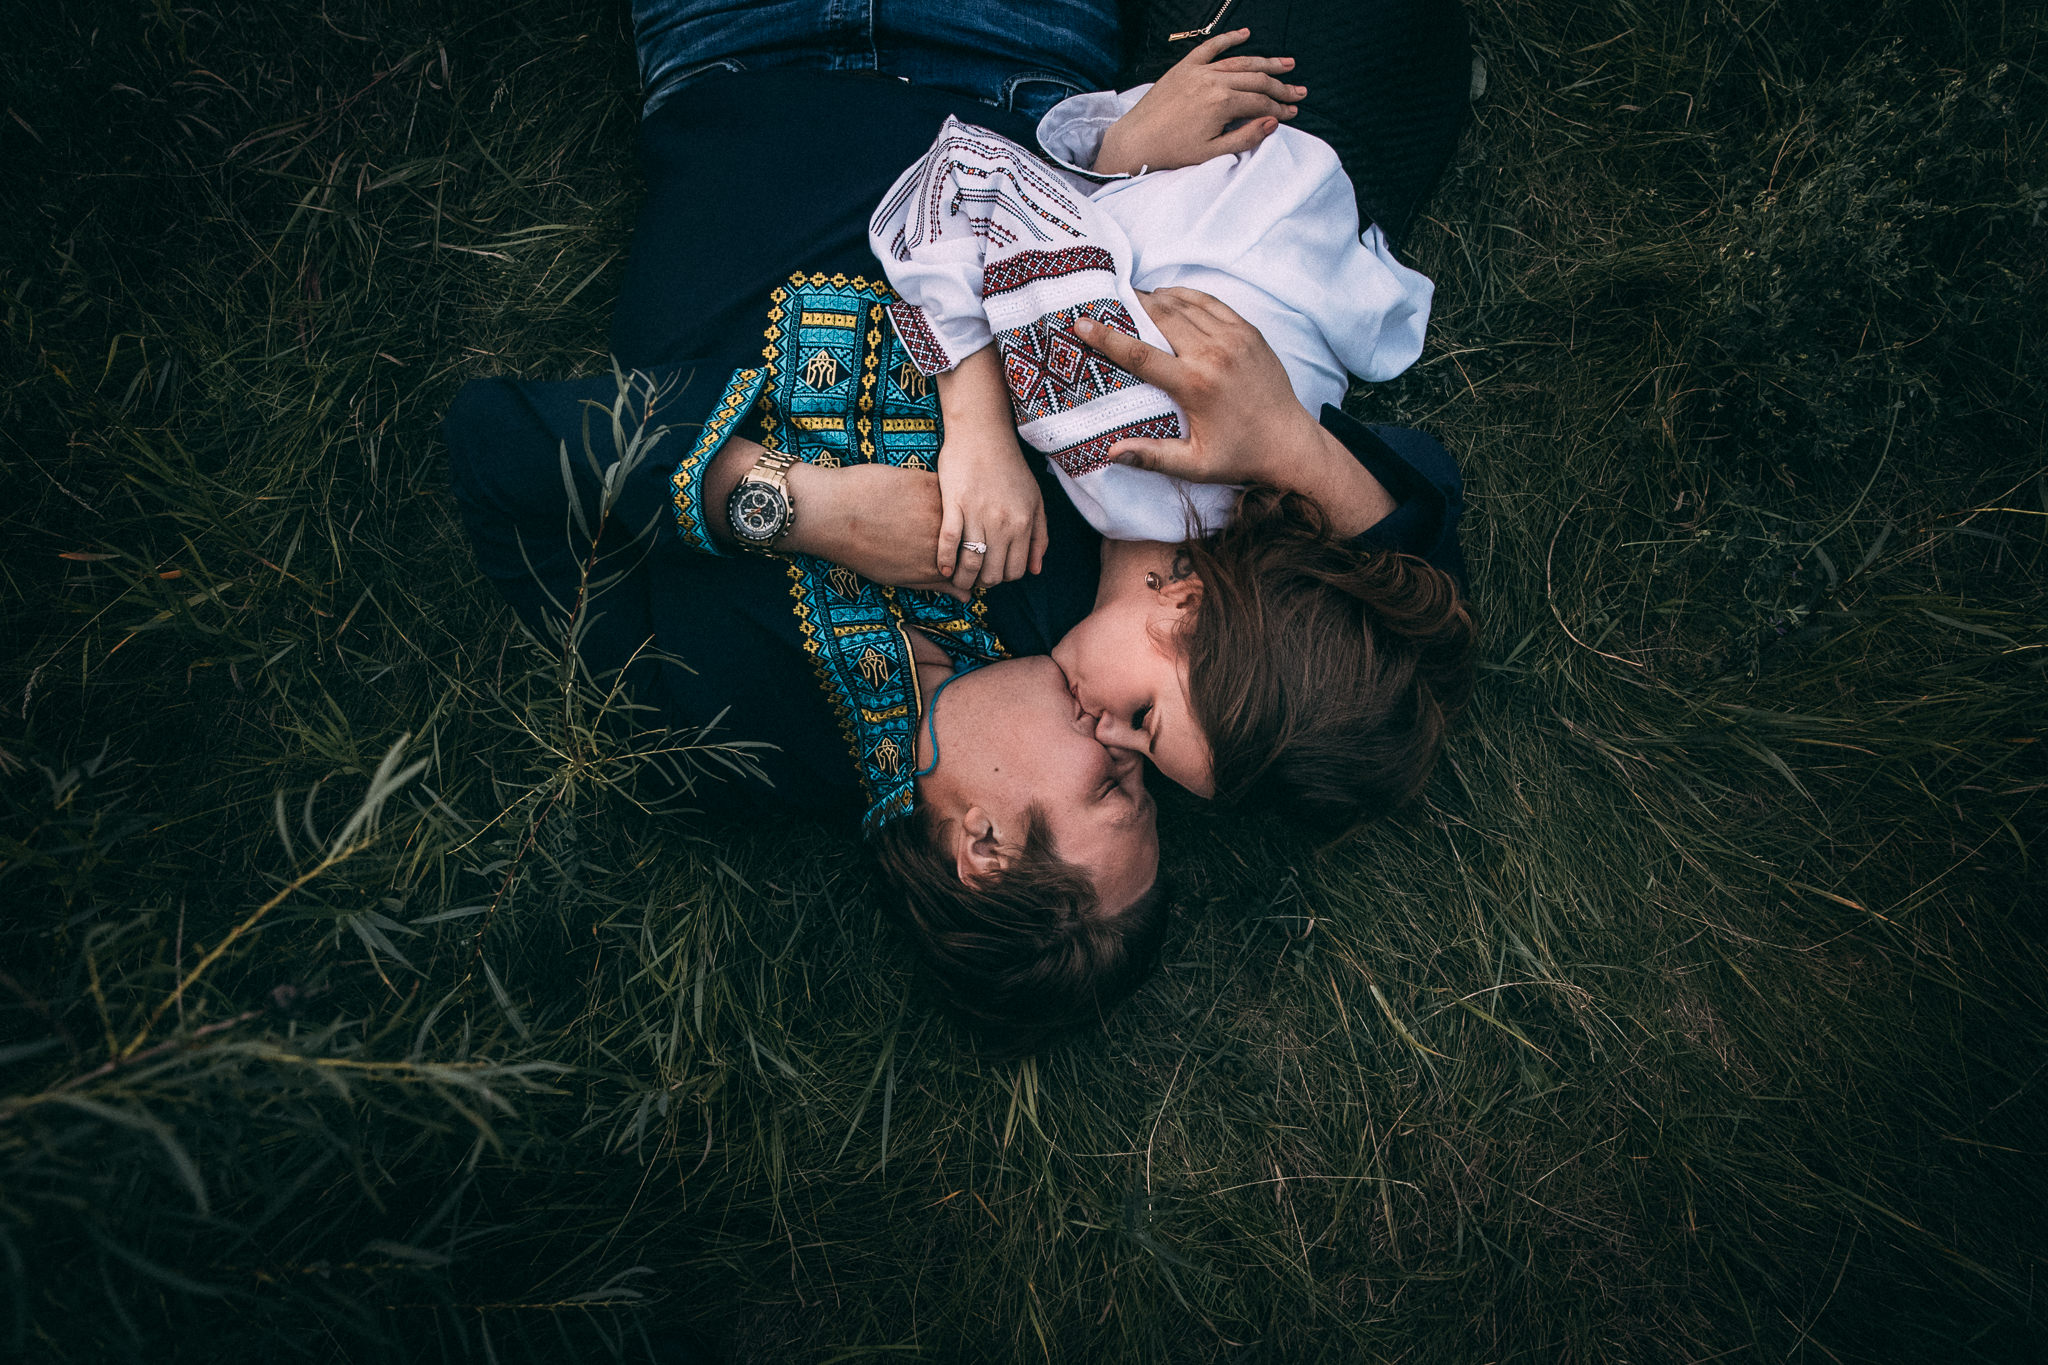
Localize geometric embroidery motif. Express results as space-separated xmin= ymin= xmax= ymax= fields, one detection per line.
xmin=1048 ymin=413 xmax=1185 ymax=478
xmin=885 ymin=301 xmax=950 ymax=377
xmin=982 ymin=244 xmax=1117 ymax=300
xmin=856 ymin=645 xmax=892 ymax=690
xmin=668 ymin=366 xmax=767 ymax=557
xmin=893 ymin=359 xmax=930 ymax=400
xmin=994 ymin=297 xmax=1150 ymax=425
xmin=802 ymin=349 xmax=844 ymax=389
xmin=734 ymin=271 xmax=1009 ymax=831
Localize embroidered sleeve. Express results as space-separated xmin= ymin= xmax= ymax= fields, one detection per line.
xmin=869 ymin=117 xmax=1222 ymax=542
xmin=667 ymin=366 xmax=767 ymax=556
xmin=869 ymin=116 xmax=1101 ymax=377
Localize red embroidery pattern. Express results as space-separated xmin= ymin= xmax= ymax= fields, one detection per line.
xmin=982 ymin=245 xmax=1118 ymax=300
xmin=1051 ymin=414 xmax=1185 ymax=479
xmin=886 ymin=302 xmax=950 ymax=377
xmin=994 ymin=298 xmax=1149 ymax=425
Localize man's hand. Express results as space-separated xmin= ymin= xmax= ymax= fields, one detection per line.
xmin=785 ymin=461 xmax=969 ymax=601
xmin=1095 ymin=30 xmax=1304 ymax=177
xmin=1071 ymin=288 xmax=1397 ymax=535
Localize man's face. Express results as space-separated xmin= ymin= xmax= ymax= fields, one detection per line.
xmin=920 ymin=656 xmax=1159 ymax=913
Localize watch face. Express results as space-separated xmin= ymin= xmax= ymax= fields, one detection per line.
xmin=729 ymin=482 xmax=788 ymax=542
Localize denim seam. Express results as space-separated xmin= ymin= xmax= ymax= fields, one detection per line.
xmin=1000 ymin=70 xmax=1088 ymax=114
xmin=644 ymin=57 xmax=745 ymax=117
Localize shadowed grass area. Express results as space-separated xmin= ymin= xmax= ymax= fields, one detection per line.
xmin=2 ymin=0 xmax=2043 ymax=1360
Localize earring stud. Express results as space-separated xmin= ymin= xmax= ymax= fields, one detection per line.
xmin=1146 ymin=572 xmax=1161 ymax=590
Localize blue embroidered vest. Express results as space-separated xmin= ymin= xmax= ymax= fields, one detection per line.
xmin=669 ymin=272 xmax=1011 ymax=830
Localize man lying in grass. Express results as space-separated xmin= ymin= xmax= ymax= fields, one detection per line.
xmin=448 ymin=0 xmax=1472 ymax=1047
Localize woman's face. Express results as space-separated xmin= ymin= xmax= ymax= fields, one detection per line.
xmin=1052 ymin=541 xmax=1217 ymax=798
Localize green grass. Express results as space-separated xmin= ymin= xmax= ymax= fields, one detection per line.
xmin=2 ymin=0 xmax=2044 ymax=1360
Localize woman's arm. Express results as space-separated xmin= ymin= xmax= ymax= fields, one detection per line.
xmin=932 ymin=346 xmax=1047 ymax=591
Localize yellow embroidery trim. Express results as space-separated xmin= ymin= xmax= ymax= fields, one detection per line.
xmin=668 ymin=367 xmax=763 ymax=554
xmin=858 ymin=304 xmax=883 ymax=461
xmin=786 ymin=556 xmax=865 ymax=761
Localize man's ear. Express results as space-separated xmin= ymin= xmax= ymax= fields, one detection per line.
xmin=1160 ymin=574 xmax=1203 ymax=613
xmin=952 ymin=806 xmax=1008 ymax=886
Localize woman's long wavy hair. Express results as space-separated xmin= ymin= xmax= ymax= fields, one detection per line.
xmin=1181 ymin=486 xmax=1477 ymax=827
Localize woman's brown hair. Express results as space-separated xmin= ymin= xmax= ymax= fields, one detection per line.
xmin=1181 ymin=486 xmax=1476 ymax=827
xmin=870 ymin=805 xmax=1170 ymax=1054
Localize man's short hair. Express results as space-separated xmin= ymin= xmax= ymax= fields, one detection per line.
xmin=870 ymin=804 xmax=1169 ymax=1052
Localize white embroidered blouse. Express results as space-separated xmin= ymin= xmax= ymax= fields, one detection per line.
xmin=867 ymin=88 xmax=1435 ymax=543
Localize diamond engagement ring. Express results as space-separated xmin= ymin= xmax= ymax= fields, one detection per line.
xmin=960 ymin=540 xmax=989 ymax=555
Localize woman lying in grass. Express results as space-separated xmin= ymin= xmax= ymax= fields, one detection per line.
xmin=868 ymin=32 xmax=1475 ymax=818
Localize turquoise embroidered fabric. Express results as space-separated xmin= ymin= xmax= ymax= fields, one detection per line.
xmin=670 ymin=271 xmax=1012 ymax=830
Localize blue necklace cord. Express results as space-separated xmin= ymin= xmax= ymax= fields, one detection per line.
xmin=911 ymin=667 xmax=970 ymax=779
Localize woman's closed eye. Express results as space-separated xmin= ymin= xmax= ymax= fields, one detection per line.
xmin=1131 ymin=703 xmax=1153 ymax=733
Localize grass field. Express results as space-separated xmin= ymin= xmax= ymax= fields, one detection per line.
xmin=3 ymin=1 xmax=2044 ymax=1360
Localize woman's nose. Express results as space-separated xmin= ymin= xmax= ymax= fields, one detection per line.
xmin=1093 ymin=711 xmax=1142 ymax=752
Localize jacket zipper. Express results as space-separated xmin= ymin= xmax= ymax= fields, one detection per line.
xmin=1169 ymin=0 xmax=1241 ymax=43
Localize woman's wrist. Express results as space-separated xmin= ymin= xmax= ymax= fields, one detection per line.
xmin=934 ymin=346 xmax=1015 ymax=429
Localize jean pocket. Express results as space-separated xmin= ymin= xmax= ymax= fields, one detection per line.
xmin=644 ymin=57 xmax=747 ymax=118
xmin=1000 ymin=72 xmax=1089 ymax=121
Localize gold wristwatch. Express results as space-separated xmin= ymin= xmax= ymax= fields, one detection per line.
xmin=726 ymin=448 xmax=798 ymax=549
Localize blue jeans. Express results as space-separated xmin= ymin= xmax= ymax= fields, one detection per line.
xmin=633 ymin=0 xmax=1122 ymax=122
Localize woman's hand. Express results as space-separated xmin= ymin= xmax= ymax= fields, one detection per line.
xmin=1072 ymin=288 xmax=1396 ymax=535
xmin=932 ymin=345 xmax=1047 ymax=593
xmin=1095 ymin=30 xmax=1304 ymax=177
xmin=1072 ymin=288 xmax=1315 ymax=486
xmin=936 ymin=426 xmax=1048 ymax=594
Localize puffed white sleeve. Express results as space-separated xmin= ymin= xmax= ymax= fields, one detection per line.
xmin=1033 ymin=86 xmax=1148 ymax=181
xmin=867 ymin=120 xmax=999 ymax=376
xmin=869 ymin=115 xmax=1239 ymax=542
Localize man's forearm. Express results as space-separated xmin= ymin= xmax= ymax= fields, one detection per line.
xmin=700 ymin=435 xmax=954 ymax=593
xmin=1259 ymin=416 xmax=1398 ymax=539
xmin=699 ymin=436 xmax=854 ymax=557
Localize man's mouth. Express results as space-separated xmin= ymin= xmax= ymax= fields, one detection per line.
xmin=1065 ymin=671 xmax=1096 ymax=720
